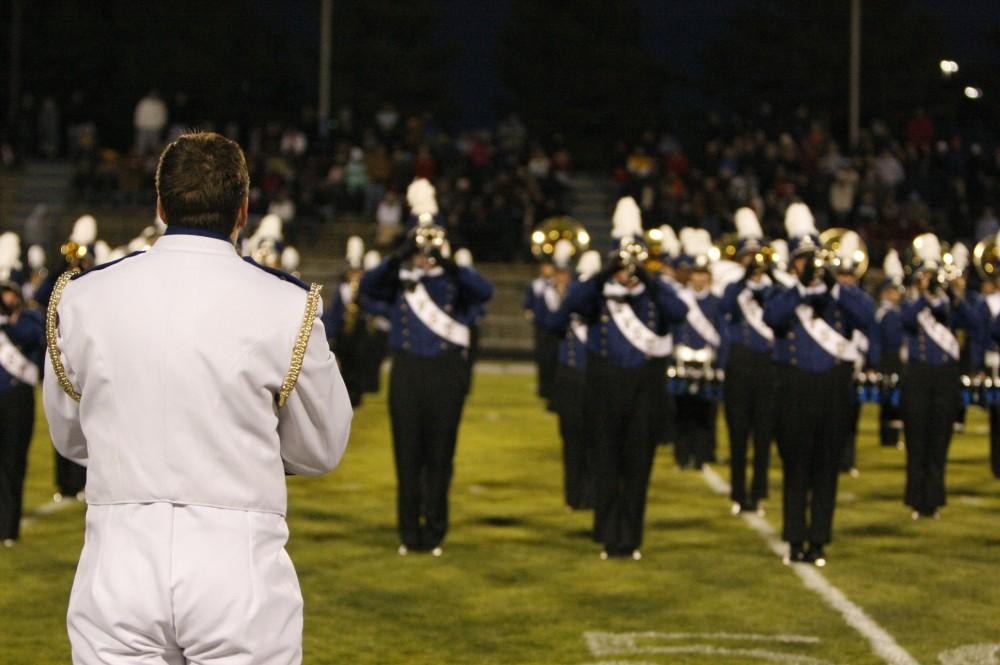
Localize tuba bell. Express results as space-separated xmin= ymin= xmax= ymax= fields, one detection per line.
xmin=973 ymin=236 xmax=1000 ymax=280
xmin=530 ymin=216 xmax=590 ymax=261
xmin=816 ymin=227 xmax=868 ymax=278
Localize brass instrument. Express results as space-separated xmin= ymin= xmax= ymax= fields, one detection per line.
xmin=616 ymin=237 xmax=649 ymax=276
xmin=530 ymin=216 xmax=590 ymax=260
xmin=815 ymin=227 xmax=869 ymax=278
xmin=252 ymin=238 xmax=281 ymax=268
xmin=59 ymin=241 xmax=91 ymax=268
xmin=412 ymin=213 xmax=447 ymax=257
xmin=973 ymin=236 xmax=1000 ymax=280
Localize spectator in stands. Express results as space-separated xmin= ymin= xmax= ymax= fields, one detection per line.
xmin=375 ymin=189 xmax=403 ymax=247
xmin=133 ymin=90 xmax=168 ymax=156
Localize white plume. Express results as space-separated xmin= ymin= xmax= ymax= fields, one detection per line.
xmin=407 ymin=178 xmax=439 ymax=216
xmin=883 ymin=249 xmax=904 ymax=282
xmin=576 ymin=249 xmax=602 ymax=279
xmin=346 ymin=235 xmax=364 ymax=268
xmin=281 ymin=247 xmax=300 ymax=272
xmin=951 ymin=242 xmax=969 ymax=272
xmin=256 ymin=214 xmax=284 ymax=241
xmin=363 ymin=250 xmax=382 ymax=271
xmin=913 ymin=233 xmax=941 ymax=264
xmin=836 ymin=230 xmax=861 ymax=267
xmin=771 ymin=239 xmax=790 ymax=265
xmin=611 ymin=197 xmax=643 ymax=240
xmin=154 ymin=215 xmax=167 ymax=234
xmin=94 ymin=240 xmax=111 ymax=265
xmin=734 ymin=207 xmax=763 ymax=240
xmin=659 ymin=225 xmax=680 ymax=258
xmin=710 ymin=260 xmax=746 ymax=297
xmin=27 ymin=245 xmax=46 ymax=271
xmin=0 ymin=232 xmax=22 ymax=276
xmin=680 ymin=227 xmax=713 ymax=259
xmin=106 ymin=247 xmax=127 ymax=263
xmin=128 ymin=236 xmax=148 ymax=252
xmin=784 ymin=202 xmax=817 ymax=239
xmin=552 ymin=239 xmax=574 ymax=269
xmin=71 ymin=214 xmax=98 ymax=245
xmin=455 ymin=248 xmax=474 ymax=268
xmin=440 ymin=240 xmax=452 ymax=259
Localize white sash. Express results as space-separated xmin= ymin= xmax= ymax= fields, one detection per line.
xmin=404 ymin=283 xmax=470 ymax=347
xmin=570 ymin=318 xmax=588 ymax=344
xmin=606 ymin=299 xmax=673 ymax=357
xmin=0 ymin=331 xmax=39 ymax=386
xmin=543 ymin=284 xmax=563 ymax=313
xmin=677 ymin=289 xmax=721 ymax=348
xmin=737 ymin=288 xmax=774 ymax=343
xmin=916 ymin=307 xmax=960 ymax=360
xmin=795 ymin=305 xmax=859 ymax=362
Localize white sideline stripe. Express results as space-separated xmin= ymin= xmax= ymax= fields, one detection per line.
xmin=586 ymin=631 xmax=820 ymax=646
xmin=583 ymin=644 xmax=833 ymax=664
xmin=19 ymin=498 xmax=80 ymax=530
xmin=700 ymin=465 xmax=921 ymax=665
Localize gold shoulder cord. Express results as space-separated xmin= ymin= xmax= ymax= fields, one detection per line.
xmin=278 ymin=283 xmax=323 ymax=408
xmin=45 ymin=269 xmax=82 ymax=402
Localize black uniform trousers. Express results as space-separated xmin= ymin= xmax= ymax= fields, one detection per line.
xmin=723 ymin=345 xmax=774 ymax=508
xmin=775 ymin=362 xmax=853 ymax=545
xmin=585 ymin=354 xmax=657 ymax=555
xmin=990 ymin=404 xmax=1000 ymax=479
xmin=388 ymin=349 xmax=469 ymax=550
xmin=553 ymin=364 xmax=592 ymax=510
xmin=0 ymin=384 xmax=34 ymax=540
xmin=674 ymin=395 xmax=717 ymax=468
xmin=839 ymin=398 xmax=861 ymax=472
xmin=361 ymin=328 xmax=388 ymax=395
xmin=878 ymin=357 xmax=903 ymax=447
xmin=534 ymin=327 xmax=560 ymax=402
xmin=336 ymin=326 xmax=369 ymax=407
xmin=901 ymin=362 xmax=961 ymax=515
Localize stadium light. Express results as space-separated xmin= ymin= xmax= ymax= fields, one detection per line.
xmin=940 ymin=60 xmax=959 ymax=76
xmin=964 ymin=86 xmax=983 ymax=100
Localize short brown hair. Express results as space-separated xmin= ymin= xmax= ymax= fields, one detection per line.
xmin=155 ymin=132 xmax=250 ymax=235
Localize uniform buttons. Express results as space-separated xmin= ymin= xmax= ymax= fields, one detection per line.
xmin=403 ymin=329 xmax=410 ymax=337
xmin=601 ymin=315 xmax=609 ymax=323
xmin=401 ymin=315 xmax=409 ymax=324
xmin=601 ymin=350 xmax=608 ymax=358
xmin=403 ymin=341 xmax=411 ymax=350
xmin=791 ymin=358 xmax=797 ymax=366
xmin=401 ymin=303 xmax=408 ymax=311
xmin=440 ymin=342 xmax=447 ymax=350
xmin=445 ymin=304 xmax=453 ymax=313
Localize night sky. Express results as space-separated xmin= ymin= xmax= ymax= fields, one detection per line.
xmin=258 ymin=0 xmax=1000 ymax=128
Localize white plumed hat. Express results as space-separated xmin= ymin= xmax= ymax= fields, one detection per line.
xmin=407 ymin=178 xmax=439 ymax=216
xmin=611 ymin=197 xmax=643 ymax=240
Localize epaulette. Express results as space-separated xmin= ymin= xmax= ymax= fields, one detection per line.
xmin=242 ymin=256 xmax=309 ymax=291
xmin=70 ymin=251 xmax=145 ymax=280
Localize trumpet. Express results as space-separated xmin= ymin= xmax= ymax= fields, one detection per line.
xmin=973 ymin=236 xmax=1000 ymax=281
xmin=60 ymin=241 xmax=91 ymax=268
xmin=411 ymin=213 xmax=447 ymax=257
xmin=616 ymin=237 xmax=649 ymax=277
xmin=530 ymin=216 xmax=590 ymax=260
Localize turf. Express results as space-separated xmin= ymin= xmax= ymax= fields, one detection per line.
xmin=1 ymin=371 xmax=999 ymax=664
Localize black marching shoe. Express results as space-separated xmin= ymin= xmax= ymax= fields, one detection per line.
xmin=806 ymin=544 xmax=827 ymax=567
xmin=784 ymin=542 xmax=807 ymax=565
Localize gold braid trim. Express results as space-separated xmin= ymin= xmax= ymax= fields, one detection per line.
xmin=278 ymin=283 xmax=323 ymax=408
xmin=45 ymin=269 xmax=82 ymax=402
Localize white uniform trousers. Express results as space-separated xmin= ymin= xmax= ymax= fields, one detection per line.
xmin=68 ymin=503 xmax=303 ymax=665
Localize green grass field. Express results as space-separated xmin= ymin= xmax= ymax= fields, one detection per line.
xmin=2 ymin=370 xmax=999 ymax=664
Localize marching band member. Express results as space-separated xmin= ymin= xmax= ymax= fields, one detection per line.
xmin=22 ymin=244 xmax=48 ymax=307
xmin=901 ymin=234 xmax=984 ymax=519
xmin=360 ymin=178 xmax=494 ymax=556
xmin=871 ymin=250 xmax=905 ymax=448
xmin=455 ymin=247 xmax=486 ymax=393
xmin=44 ymin=132 xmax=351 ymax=663
xmin=764 ymin=203 xmax=875 ymax=567
xmin=833 ymin=231 xmax=868 ymax=477
xmin=0 ymin=232 xmax=45 ymax=547
xmin=524 ymin=257 xmax=558 ymax=405
xmin=655 ymin=225 xmax=682 ymax=449
xmin=552 ymin=197 xmax=687 ymax=559
xmin=323 ymin=236 xmax=368 ymax=407
xmin=360 ymin=249 xmax=391 ymax=396
xmin=721 ymin=208 xmax=775 ymax=514
xmin=673 ymin=227 xmax=725 ymax=470
xmin=541 ymin=240 xmax=595 ymax=510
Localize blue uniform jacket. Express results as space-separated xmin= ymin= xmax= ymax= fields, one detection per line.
xmin=360 ymin=258 xmax=494 ymax=358
xmin=869 ymin=302 xmax=903 ymax=367
xmin=0 ymin=309 xmax=45 ymax=394
xmin=901 ymin=293 xmax=984 ymax=368
xmin=545 ymin=276 xmax=688 ymax=369
xmin=675 ymin=289 xmax=726 ymax=365
xmin=763 ymin=282 xmax=876 ymax=373
xmin=721 ymin=280 xmax=774 ymax=356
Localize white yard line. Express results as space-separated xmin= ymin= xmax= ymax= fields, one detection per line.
xmin=700 ymin=465 xmax=921 ymax=665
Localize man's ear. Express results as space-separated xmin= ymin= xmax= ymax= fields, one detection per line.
xmin=156 ymin=198 xmax=168 ymax=224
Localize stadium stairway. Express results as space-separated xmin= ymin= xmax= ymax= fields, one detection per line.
xmin=566 ymin=173 xmax=616 ymax=251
